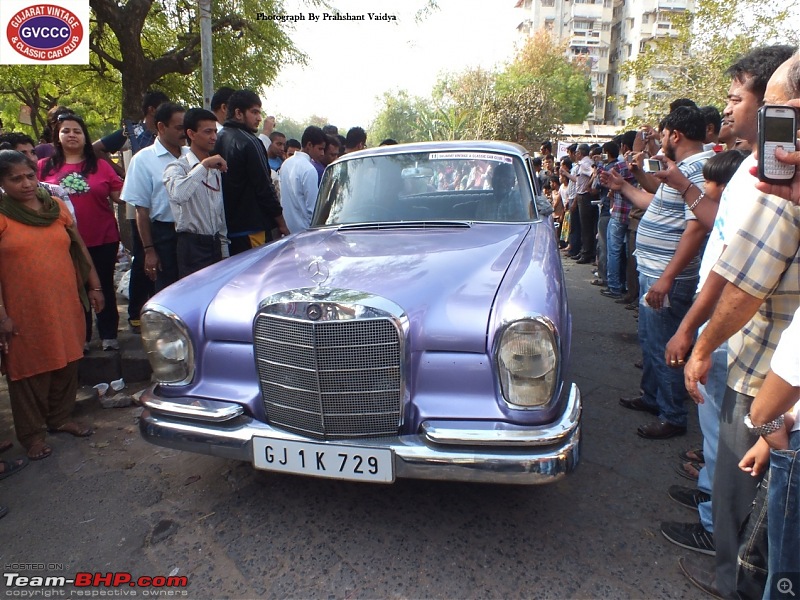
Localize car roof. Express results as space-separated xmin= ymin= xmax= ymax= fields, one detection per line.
xmin=337 ymin=140 xmax=531 ymax=162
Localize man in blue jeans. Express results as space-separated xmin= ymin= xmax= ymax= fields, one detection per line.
xmin=599 ymin=138 xmax=636 ymax=299
xmin=601 ymin=106 xmax=713 ymax=439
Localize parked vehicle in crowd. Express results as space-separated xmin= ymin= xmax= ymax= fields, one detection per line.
xmin=138 ymin=141 xmax=581 ymax=484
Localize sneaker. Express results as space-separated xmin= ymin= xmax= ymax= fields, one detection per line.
xmin=661 ymin=521 xmax=715 ymax=556
xmin=600 ymin=289 xmax=623 ymax=299
xmin=128 ymin=319 xmax=141 ymax=334
xmin=101 ymin=339 xmax=119 ymax=351
xmin=668 ymin=485 xmax=710 ymax=511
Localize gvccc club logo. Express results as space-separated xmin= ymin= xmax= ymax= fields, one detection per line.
xmin=0 ymin=0 xmax=89 ymax=64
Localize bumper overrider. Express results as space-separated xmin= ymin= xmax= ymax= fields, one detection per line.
xmin=139 ymin=383 xmax=581 ymax=485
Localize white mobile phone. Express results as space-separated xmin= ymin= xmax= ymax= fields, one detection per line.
xmin=643 ymin=158 xmax=662 ymax=173
xmin=758 ymin=105 xmax=797 ymax=184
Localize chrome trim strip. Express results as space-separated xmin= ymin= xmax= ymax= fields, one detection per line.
xmin=257 ymin=289 xmax=408 ymax=324
xmin=422 ymin=383 xmax=580 ymax=446
xmin=138 ymin=383 xmax=581 ymax=485
xmin=253 ymin=288 xmax=409 ymax=438
xmin=140 ymin=395 xmax=243 ymax=422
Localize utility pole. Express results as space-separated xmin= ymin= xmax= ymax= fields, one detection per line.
xmin=199 ymin=0 xmax=213 ymax=108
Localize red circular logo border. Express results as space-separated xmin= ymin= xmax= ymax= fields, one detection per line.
xmin=6 ymin=4 xmax=84 ymax=61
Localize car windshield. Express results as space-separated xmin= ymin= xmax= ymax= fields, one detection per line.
xmin=312 ymin=151 xmax=537 ymax=226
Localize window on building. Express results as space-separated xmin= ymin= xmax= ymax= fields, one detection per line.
xmin=597 ymin=73 xmax=606 ymax=84
xmin=639 ymin=40 xmax=648 ymax=52
xmin=545 ymin=18 xmax=555 ymax=30
xmin=599 ymin=47 xmax=608 ymax=57
xmin=541 ymin=0 xmax=555 ymax=7
xmin=642 ymin=13 xmax=649 ymax=23
xmin=601 ymin=22 xmax=610 ymax=31
xmin=626 ymin=43 xmax=632 ymax=58
xmin=573 ymin=19 xmax=594 ymax=30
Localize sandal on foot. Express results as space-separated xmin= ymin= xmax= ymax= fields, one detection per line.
xmin=27 ymin=443 xmax=52 ymax=461
xmin=679 ymin=448 xmax=705 ymax=463
xmin=49 ymin=422 xmax=93 ymax=437
xmin=0 ymin=457 xmax=29 ymax=480
xmin=0 ymin=440 xmax=12 ymax=453
xmin=675 ymin=460 xmax=702 ymax=480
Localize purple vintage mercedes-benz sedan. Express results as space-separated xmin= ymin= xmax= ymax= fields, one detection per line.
xmin=138 ymin=141 xmax=581 ymax=484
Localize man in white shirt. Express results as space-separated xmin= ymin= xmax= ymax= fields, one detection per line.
xmin=121 ymin=102 xmax=189 ymax=292
xmin=163 ymin=108 xmax=229 ymax=278
xmin=279 ymin=126 xmax=327 ymax=233
xmin=258 ymin=115 xmax=276 ymax=153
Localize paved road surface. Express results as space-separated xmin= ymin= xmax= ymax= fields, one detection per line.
xmin=0 ymin=257 xmax=709 ymax=599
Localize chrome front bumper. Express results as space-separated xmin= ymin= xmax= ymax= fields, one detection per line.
xmin=138 ymin=383 xmax=581 ymax=485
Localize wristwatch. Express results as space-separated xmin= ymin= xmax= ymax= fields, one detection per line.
xmin=743 ymin=412 xmax=785 ymax=436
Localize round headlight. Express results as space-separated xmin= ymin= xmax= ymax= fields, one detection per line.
xmin=140 ymin=308 xmax=195 ymax=385
xmin=497 ymin=319 xmax=558 ymax=407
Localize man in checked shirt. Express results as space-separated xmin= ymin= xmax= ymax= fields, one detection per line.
xmin=682 ymin=52 xmax=800 ymax=599
xmin=163 ymin=108 xmax=230 ymax=279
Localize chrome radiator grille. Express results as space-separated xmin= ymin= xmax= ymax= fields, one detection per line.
xmin=254 ymin=314 xmax=402 ymax=439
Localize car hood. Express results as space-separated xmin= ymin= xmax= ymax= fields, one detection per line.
xmin=204 ymin=224 xmax=530 ymax=353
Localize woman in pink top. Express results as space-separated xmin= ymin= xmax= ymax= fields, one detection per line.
xmin=38 ymin=114 xmax=124 ymax=351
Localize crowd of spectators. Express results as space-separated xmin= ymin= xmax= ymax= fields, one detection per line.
xmin=0 ymin=45 xmax=797 ymax=599
xmin=0 ymin=85 xmax=371 ymax=518
xmin=538 ymin=44 xmax=799 ymax=600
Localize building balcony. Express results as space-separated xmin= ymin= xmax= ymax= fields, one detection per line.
xmin=569 ymin=30 xmax=603 ymax=46
xmin=657 ymin=0 xmax=689 ymax=10
xmin=653 ymin=23 xmax=679 ymax=37
xmin=570 ymin=1 xmax=604 ymax=20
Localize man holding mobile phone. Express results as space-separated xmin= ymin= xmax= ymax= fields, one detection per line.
xmin=602 ymin=105 xmax=713 ymax=443
xmin=673 ymin=47 xmax=799 ymax=599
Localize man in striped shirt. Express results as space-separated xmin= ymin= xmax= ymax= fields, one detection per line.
xmin=602 ymin=106 xmax=714 ymax=439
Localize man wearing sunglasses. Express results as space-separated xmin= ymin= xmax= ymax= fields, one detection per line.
xmin=163 ymin=108 xmax=229 ymax=278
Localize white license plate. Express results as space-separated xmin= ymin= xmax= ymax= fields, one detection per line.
xmin=252 ymin=437 xmax=395 ymax=483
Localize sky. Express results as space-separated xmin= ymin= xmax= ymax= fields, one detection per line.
xmin=263 ymin=0 xmax=522 ymax=130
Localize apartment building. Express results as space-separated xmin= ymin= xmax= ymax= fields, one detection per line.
xmin=515 ymin=0 xmax=693 ymax=125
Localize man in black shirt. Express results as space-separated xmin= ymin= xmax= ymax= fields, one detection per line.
xmin=213 ymin=90 xmax=288 ymax=255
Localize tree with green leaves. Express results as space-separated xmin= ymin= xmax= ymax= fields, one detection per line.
xmin=498 ymin=29 xmax=593 ymax=125
xmin=368 ymin=90 xmax=426 ymax=144
xmin=0 ymin=65 xmax=120 ymax=140
xmin=481 ymin=82 xmax=563 ymax=148
xmin=368 ymin=33 xmax=580 ymax=147
xmin=617 ymin=0 xmax=800 ymax=124
xmin=89 ymin=0 xmax=308 ymax=120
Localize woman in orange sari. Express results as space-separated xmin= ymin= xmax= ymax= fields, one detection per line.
xmin=0 ymin=150 xmax=103 ymax=460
